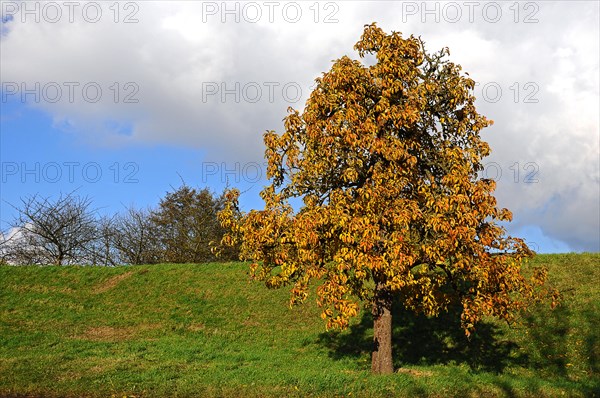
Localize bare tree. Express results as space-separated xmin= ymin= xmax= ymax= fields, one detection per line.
xmin=87 ymin=215 xmax=120 ymax=266
xmin=112 ymin=207 xmax=162 ymax=265
xmin=0 ymin=228 xmax=13 ymax=265
xmin=6 ymin=193 xmax=97 ymax=265
xmin=2 ymin=227 xmax=47 ymax=265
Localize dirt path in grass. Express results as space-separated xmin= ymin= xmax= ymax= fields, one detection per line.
xmin=93 ymin=271 xmax=134 ymax=294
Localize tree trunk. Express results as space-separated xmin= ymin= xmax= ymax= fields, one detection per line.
xmin=371 ymin=284 xmax=394 ymax=374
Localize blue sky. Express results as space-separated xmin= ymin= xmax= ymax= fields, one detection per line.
xmin=1 ymin=1 xmax=598 ymax=253
xmin=0 ymin=96 xmax=266 ymax=214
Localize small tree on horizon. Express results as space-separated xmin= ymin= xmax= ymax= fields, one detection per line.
xmin=152 ymin=184 xmax=239 ymax=263
xmin=219 ymin=23 xmax=556 ymax=374
xmin=6 ymin=192 xmax=97 ymax=265
xmin=112 ymin=207 xmax=162 ymax=265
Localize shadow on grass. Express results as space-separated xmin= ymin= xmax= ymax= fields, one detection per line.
xmin=315 ymin=298 xmax=600 ymax=395
xmin=522 ymin=303 xmax=599 ymax=394
xmin=522 ymin=304 xmax=572 ymax=377
xmin=315 ymin=301 xmax=526 ymax=373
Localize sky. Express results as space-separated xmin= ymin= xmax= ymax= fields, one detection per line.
xmin=0 ymin=1 xmax=598 ymax=253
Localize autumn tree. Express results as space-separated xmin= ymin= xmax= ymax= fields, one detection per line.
xmin=219 ymin=24 xmax=555 ymax=374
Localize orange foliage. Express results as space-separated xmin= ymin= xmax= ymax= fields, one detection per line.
xmin=218 ymin=24 xmax=555 ymax=335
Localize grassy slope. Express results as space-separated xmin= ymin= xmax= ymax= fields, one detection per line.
xmin=0 ymin=253 xmax=598 ymax=398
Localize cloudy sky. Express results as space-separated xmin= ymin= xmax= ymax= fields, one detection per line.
xmin=1 ymin=1 xmax=598 ymax=252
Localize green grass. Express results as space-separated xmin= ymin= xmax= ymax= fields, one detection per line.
xmin=0 ymin=253 xmax=598 ymax=397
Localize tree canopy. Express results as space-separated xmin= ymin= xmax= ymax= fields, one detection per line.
xmin=152 ymin=185 xmax=225 ymax=263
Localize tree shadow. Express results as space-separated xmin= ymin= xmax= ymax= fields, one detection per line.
xmin=521 ymin=304 xmax=572 ymax=377
xmin=518 ymin=303 xmax=599 ymax=396
xmin=315 ymin=301 xmax=527 ymax=373
xmin=522 ymin=302 xmax=599 ymax=381
xmin=313 ymin=295 xmax=600 ymax=395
